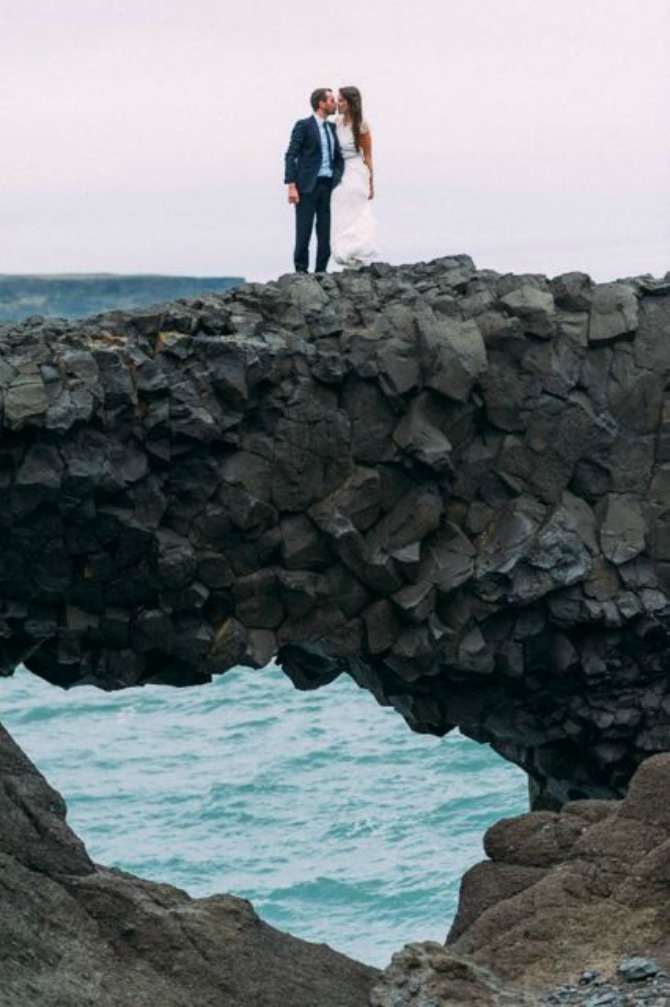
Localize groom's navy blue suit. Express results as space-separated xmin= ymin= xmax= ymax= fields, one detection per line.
xmin=284 ymin=116 xmax=344 ymax=273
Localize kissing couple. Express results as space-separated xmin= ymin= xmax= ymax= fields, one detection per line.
xmin=284 ymin=87 xmax=379 ymax=274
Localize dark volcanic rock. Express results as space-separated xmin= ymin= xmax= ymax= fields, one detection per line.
xmin=0 ymin=721 xmax=377 ymax=1007
xmin=2 ymin=257 xmax=670 ymax=806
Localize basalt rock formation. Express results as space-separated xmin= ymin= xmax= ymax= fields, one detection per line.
xmin=0 ymin=721 xmax=377 ymax=1007
xmin=1 ymin=256 xmax=670 ymax=807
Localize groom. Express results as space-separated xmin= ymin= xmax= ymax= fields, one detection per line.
xmin=284 ymin=88 xmax=344 ymax=273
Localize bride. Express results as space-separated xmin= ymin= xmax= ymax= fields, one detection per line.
xmin=331 ymin=86 xmax=379 ymax=267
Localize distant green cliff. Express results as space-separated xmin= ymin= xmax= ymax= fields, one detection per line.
xmin=0 ymin=274 xmax=243 ymax=321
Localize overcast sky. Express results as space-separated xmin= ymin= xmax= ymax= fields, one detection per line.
xmin=1 ymin=0 xmax=668 ymax=282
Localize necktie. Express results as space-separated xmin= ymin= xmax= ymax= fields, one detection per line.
xmin=324 ymin=123 xmax=333 ymax=168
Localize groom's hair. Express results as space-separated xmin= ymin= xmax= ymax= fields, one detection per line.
xmin=310 ymin=88 xmax=331 ymax=111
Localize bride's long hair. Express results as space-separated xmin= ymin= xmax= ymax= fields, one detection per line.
xmin=339 ymin=86 xmax=363 ymax=152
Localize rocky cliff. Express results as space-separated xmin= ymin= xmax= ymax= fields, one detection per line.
xmin=1 ymin=256 xmax=670 ymax=807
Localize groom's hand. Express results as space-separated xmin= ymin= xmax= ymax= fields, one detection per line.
xmin=287 ymin=183 xmax=299 ymax=204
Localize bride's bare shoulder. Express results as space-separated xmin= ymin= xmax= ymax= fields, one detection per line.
xmin=360 ymin=119 xmax=371 ymax=134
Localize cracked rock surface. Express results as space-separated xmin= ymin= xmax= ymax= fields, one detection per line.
xmin=1 ymin=257 xmax=670 ymax=805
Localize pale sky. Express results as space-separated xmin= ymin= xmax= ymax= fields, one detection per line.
xmin=1 ymin=0 xmax=668 ymax=282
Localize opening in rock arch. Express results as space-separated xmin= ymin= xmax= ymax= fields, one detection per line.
xmin=2 ymin=664 xmax=526 ymax=966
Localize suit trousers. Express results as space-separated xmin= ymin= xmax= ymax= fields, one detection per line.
xmin=294 ymin=177 xmax=333 ymax=273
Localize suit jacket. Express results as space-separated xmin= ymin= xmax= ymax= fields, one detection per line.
xmin=284 ymin=116 xmax=344 ymax=195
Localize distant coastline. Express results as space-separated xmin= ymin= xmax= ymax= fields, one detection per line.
xmin=0 ymin=274 xmax=244 ymax=322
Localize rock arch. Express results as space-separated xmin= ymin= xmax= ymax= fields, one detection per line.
xmin=2 ymin=255 xmax=670 ymax=808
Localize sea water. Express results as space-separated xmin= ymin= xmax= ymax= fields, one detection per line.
xmin=1 ymin=663 xmax=526 ymax=967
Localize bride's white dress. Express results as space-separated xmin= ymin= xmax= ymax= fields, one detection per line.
xmin=331 ymin=117 xmax=379 ymax=266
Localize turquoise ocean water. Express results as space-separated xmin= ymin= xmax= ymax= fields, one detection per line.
xmin=2 ymin=663 xmax=526 ymax=967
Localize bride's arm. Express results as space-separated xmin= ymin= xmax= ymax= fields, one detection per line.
xmin=359 ymin=126 xmax=374 ymax=200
